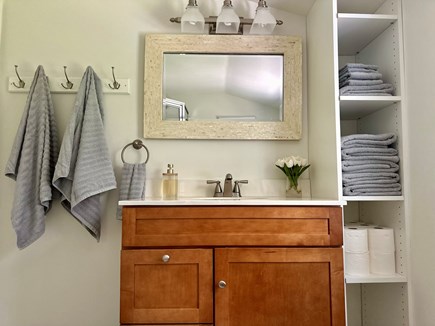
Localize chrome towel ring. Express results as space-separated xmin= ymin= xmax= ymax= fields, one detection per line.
xmin=121 ymin=139 xmax=150 ymax=164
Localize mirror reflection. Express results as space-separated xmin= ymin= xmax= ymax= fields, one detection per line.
xmin=163 ymin=54 xmax=284 ymax=122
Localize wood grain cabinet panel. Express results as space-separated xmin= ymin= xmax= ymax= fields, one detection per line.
xmin=120 ymin=249 xmax=213 ymax=324
xmin=215 ymin=247 xmax=345 ymax=326
xmin=120 ymin=205 xmax=344 ymax=325
xmin=122 ymin=206 xmax=343 ymax=247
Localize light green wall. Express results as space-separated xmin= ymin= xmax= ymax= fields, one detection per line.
xmin=0 ymin=1 xmax=308 ymax=325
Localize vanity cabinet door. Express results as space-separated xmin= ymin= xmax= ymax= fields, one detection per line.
xmin=214 ymin=248 xmax=345 ymax=326
xmin=120 ymin=249 xmax=213 ymax=325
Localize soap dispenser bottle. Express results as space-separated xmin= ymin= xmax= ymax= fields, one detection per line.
xmin=162 ymin=163 xmax=178 ymax=200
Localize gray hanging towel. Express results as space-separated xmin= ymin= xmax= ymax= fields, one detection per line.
xmin=53 ymin=66 xmax=116 ymax=241
xmin=116 ymin=162 xmax=146 ymax=219
xmin=5 ymin=65 xmax=59 ymax=249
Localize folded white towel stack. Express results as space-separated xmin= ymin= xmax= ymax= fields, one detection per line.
xmin=53 ymin=66 xmax=116 ymax=241
xmin=5 ymin=65 xmax=59 ymax=249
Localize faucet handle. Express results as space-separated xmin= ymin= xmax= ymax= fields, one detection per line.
xmin=207 ymin=180 xmax=223 ymax=197
xmin=233 ymin=180 xmax=248 ymax=197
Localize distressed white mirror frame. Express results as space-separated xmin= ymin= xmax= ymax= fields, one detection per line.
xmin=144 ymin=34 xmax=302 ymax=140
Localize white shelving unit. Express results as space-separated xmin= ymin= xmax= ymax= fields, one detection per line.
xmin=346 ymin=273 xmax=407 ymax=284
xmin=335 ymin=0 xmax=410 ymax=325
xmin=340 ymin=96 xmax=401 ymax=119
xmin=337 ymin=14 xmax=398 ymax=55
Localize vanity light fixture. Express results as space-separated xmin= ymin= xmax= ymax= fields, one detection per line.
xmin=180 ymin=0 xmax=205 ymax=34
xmin=216 ymin=0 xmax=240 ymax=34
xmin=250 ymin=0 xmax=277 ymax=34
xmin=170 ymin=0 xmax=283 ymax=35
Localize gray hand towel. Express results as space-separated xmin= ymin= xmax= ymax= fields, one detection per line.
xmin=340 ymin=91 xmax=393 ymax=96
xmin=342 ymin=155 xmax=400 ymax=163
xmin=341 ymin=133 xmax=397 ymax=148
xmin=116 ymin=163 xmax=146 ymax=219
xmin=342 ymin=172 xmax=400 ymax=186
xmin=339 ymin=84 xmax=394 ymax=96
xmin=342 ymin=161 xmax=399 ymax=173
xmin=339 ymin=71 xmax=383 ymax=81
xmin=339 ymin=63 xmax=379 ymax=72
xmin=339 ymin=67 xmax=378 ymax=74
xmin=5 ymin=66 xmax=59 ymax=249
xmin=342 ymin=146 xmax=398 ymax=158
xmin=343 ymin=183 xmax=402 ymax=196
xmin=340 ymin=79 xmax=384 ymax=88
xmin=53 ymin=66 xmax=116 ymax=241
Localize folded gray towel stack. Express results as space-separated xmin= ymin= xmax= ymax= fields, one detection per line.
xmin=339 ymin=63 xmax=394 ymax=96
xmin=341 ymin=133 xmax=401 ymax=196
xmin=5 ymin=66 xmax=59 ymax=249
xmin=53 ymin=66 xmax=116 ymax=241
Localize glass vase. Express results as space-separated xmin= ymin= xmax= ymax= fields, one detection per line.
xmin=286 ymin=181 xmax=302 ymax=198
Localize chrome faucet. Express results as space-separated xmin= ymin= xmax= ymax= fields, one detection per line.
xmin=207 ymin=173 xmax=248 ymax=197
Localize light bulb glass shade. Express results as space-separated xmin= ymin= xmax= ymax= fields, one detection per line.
xmin=249 ymin=7 xmax=277 ymax=34
xmin=181 ymin=6 xmax=205 ymax=33
xmin=216 ymin=6 xmax=240 ymax=34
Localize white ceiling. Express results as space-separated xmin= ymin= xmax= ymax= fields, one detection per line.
xmin=246 ymin=0 xmax=386 ymax=15
xmin=247 ymin=0 xmax=316 ymax=16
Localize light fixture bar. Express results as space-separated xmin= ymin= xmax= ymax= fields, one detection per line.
xmin=170 ymin=16 xmax=283 ymax=34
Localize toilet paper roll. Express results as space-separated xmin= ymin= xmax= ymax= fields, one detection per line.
xmin=368 ymin=227 xmax=395 ymax=253
xmin=370 ymin=251 xmax=396 ymax=275
xmin=345 ymin=222 xmax=378 ymax=229
xmin=345 ymin=252 xmax=370 ymax=276
xmin=344 ymin=227 xmax=369 ymax=253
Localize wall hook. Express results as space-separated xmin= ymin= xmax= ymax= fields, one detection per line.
xmin=12 ymin=65 xmax=25 ymax=89
xmin=61 ymin=66 xmax=74 ymax=89
xmin=108 ymin=66 xmax=121 ymax=90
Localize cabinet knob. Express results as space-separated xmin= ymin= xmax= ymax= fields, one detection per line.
xmin=162 ymin=254 xmax=170 ymax=263
xmin=218 ymin=280 xmax=227 ymax=289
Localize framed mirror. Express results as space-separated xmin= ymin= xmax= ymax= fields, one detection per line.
xmin=144 ymin=34 xmax=302 ymax=140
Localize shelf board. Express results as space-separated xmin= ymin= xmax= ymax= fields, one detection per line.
xmin=338 ymin=13 xmax=398 ymax=55
xmin=337 ymin=0 xmax=387 ymax=14
xmin=343 ymin=195 xmax=404 ymax=201
xmin=339 ymin=96 xmax=401 ymax=120
xmin=346 ymin=273 xmax=407 ymax=284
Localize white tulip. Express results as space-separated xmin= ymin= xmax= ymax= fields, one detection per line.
xmin=275 ymin=159 xmax=285 ymax=168
xmin=284 ymin=157 xmax=294 ymax=167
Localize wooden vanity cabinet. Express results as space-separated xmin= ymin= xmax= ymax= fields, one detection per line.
xmin=120 ymin=205 xmax=345 ymax=326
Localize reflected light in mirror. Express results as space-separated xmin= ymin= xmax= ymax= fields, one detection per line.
xmin=163 ymin=54 xmax=284 ymax=122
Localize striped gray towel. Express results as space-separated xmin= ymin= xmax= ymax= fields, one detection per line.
xmin=342 ymin=146 xmax=398 ymax=158
xmin=339 ymin=71 xmax=383 ymax=82
xmin=53 ymin=66 xmax=116 ymax=241
xmin=342 ymin=161 xmax=399 ymax=173
xmin=116 ymin=163 xmax=146 ymax=219
xmin=5 ymin=66 xmax=59 ymax=249
xmin=341 ymin=133 xmax=397 ymax=148
xmin=339 ymin=63 xmax=379 ymax=72
xmin=340 ymin=79 xmax=384 ymax=88
xmin=339 ymin=83 xmax=394 ymax=96
xmin=342 ymin=172 xmax=400 ymax=186
xmin=343 ymin=183 xmax=402 ymax=196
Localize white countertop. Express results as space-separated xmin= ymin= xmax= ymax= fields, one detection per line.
xmin=119 ymin=197 xmax=346 ymax=206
